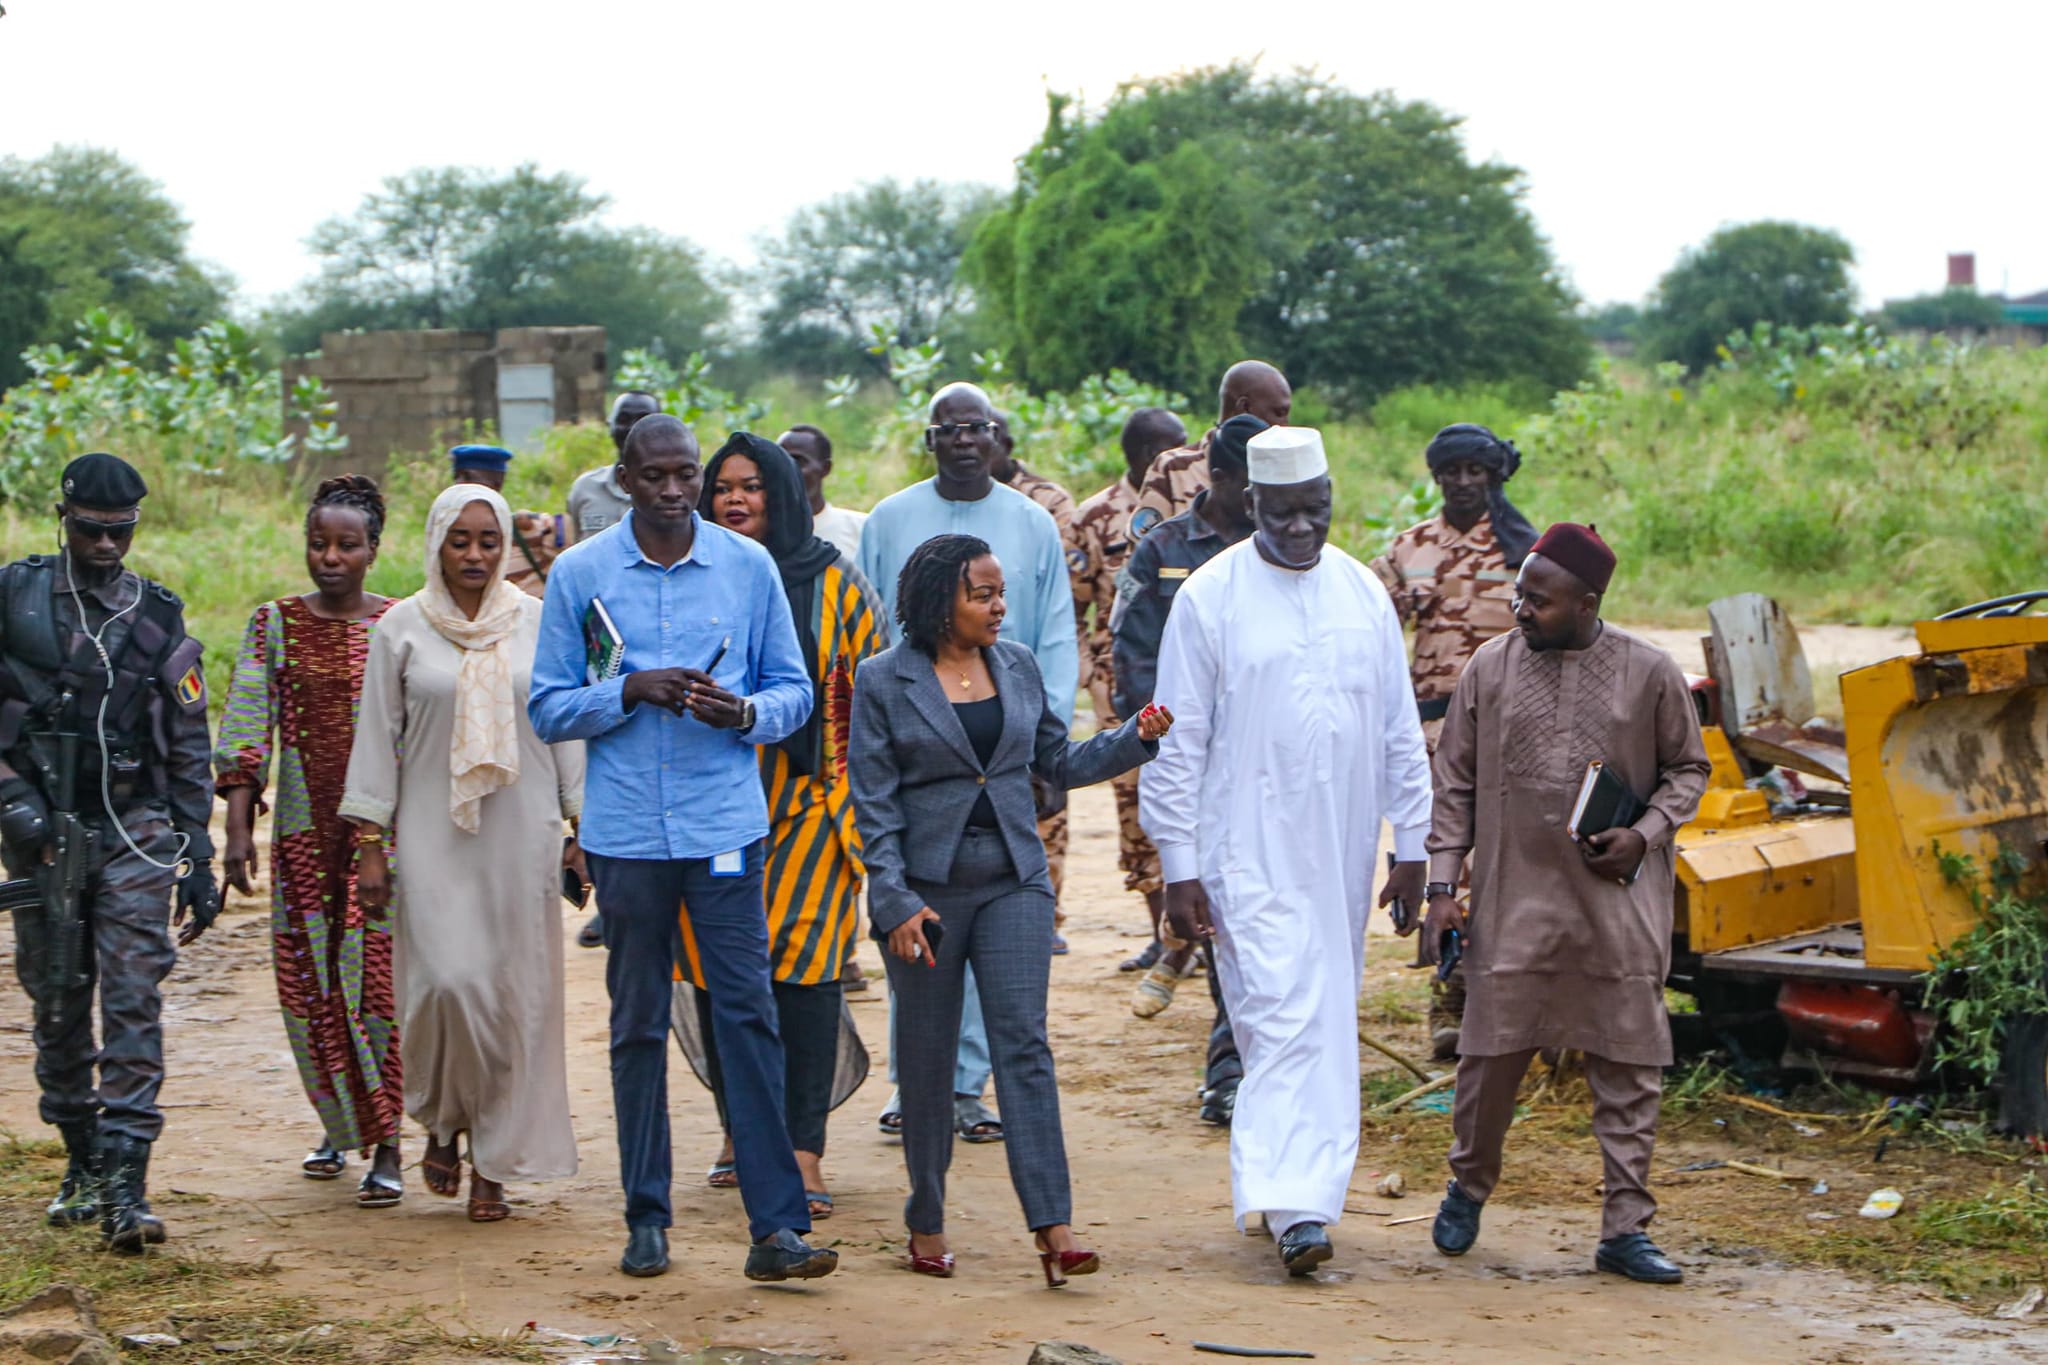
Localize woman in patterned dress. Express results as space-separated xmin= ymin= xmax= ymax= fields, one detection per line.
xmin=215 ymin=475 xmax=404 ymax=1208
xmin=679 ymin=432 xmax=885 ymax=1216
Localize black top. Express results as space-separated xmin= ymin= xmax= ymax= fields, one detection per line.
xmin=954 ymin=696 xmax=1003 ymax=827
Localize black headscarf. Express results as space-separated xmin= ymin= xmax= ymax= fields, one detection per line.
xmin=1424 ymin=423 xmax=1539 ymax=567
xmin=700 ymin=432 xmax=841 ymax=777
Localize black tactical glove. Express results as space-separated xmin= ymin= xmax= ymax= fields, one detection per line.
xmin=175 ymin=858 xmax=222 ymax=940
xmin=0 ymin=777 xmax=51 ymax=857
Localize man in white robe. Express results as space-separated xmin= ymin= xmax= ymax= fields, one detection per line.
xmin=1141 ymin=425 xmax=1432 ymax=1277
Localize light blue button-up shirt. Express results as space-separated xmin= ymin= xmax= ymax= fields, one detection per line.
xmin=529 ymin=510 xmax=813 ymax=860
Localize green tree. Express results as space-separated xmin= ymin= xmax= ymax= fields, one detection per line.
xmin=1879 ymin=287 xmax=2007 ymax=334
xmin=1583 ymin=301 xmax=1643 ymax=345
xmin=275 ymin=165 xmax=727 ymax=357
xmin=754 ymin=179 xmax=996 ymax=376
xmin=0 ymin=145 xmax=229 ymax=388
xmin=1645 ymin=221 xmax=1857 ymax=373
xmin=966 ymin=64 xmax=1589 ymax=405
xmin=0 ymin=226 xmax=53 ymax=391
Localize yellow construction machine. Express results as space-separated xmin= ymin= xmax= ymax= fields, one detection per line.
xmin=1668 ymin=592 xmax=2048 ymax=1131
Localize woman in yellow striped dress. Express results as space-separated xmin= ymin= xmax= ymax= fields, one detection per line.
xmin=675 ymin=432 xmax=884 ymax=1217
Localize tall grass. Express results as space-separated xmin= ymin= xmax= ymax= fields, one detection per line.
xmin=3 ymin=334 xmax=2044 ymax=716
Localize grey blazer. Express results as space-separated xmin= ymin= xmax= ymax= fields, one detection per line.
xmin=850 ymin=638 xmax=1157 ymax=936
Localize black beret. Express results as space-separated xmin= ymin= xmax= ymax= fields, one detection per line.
xmin=61 ymin=452 xmax=148 ymax=508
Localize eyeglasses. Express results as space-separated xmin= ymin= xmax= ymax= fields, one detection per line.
xmin=927 ymin=422 xmax=996 ymax=441
xmin=66 ymin=514 xmax=139 ymax=542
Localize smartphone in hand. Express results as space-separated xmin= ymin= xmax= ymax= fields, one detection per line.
xmin=921 ymin=917 xmax=946 ymax=965
xmin=1436 ymin=927 xmax=1463 ymax=982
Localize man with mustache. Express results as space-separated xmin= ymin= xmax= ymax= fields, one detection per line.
xmin=1140 ymin=426 xmax=1431 ymax=1278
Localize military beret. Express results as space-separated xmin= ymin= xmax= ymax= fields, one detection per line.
xmin=61 ymin=452 xmax=148 ymax=508
xmin=449 ymin=444 xmax=514 ymax=473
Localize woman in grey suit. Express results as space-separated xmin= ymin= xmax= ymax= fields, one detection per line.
xmin=850 ymin=534 xmax=1171 ymax=1286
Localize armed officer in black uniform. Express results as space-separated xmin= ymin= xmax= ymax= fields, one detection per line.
xmin=0 ymin=452 xmax=221 ymax=1253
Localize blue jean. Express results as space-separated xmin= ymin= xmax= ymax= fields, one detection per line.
xmin=886 ymin=965 xmax=992 ymax=1097
xmin=587 ymin=843 xmax=808 ymax=1240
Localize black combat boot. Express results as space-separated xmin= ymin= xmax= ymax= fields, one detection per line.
xmin=46 ymin=1119 xmax=100 ymax=1227
xmin=96 ymin=1132 xmax=166 ymax=1254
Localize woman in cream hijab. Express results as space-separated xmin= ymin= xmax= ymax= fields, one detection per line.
xmin=342 ymin=484 xmax=585 ymax=1221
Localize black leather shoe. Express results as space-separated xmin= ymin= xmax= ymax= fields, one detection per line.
xmin=577 ymin=914 xmax=605 ymax=949
xmin=620 ymin=1225 xmax=669 ymax=1277
xmin=1596 ymin=1233 xmax=1683 ymax=1283
xmin=1432 ymin=1180 xmax=1482 ymax=1256
xmin=745 ymin=1228 xmax=839 ymax=1282
xmin=1276 ymin=1221 xmax=1332 ymax=1277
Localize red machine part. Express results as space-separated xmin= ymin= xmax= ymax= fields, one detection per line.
xmin=1776 ymin=980 xmax=1927 ymax=1075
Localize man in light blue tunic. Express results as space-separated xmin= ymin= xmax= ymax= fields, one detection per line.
xmin=857 ymin=382 xmax=1078 ymax=1142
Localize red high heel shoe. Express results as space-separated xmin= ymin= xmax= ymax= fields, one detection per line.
xmin=1035 ymin=1233 xmax=1100 ymax=1288
xmin=907 ymin=1237 xmax=955 ymax=1278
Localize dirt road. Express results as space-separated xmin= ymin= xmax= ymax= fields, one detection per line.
xmin=7 ymin=778 xmax=2044 ymax=1362
xmin=4 ymin=624 xmax=2034 ymax=1362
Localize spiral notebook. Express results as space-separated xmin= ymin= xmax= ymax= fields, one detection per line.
xmin=583 ymin=597 xmax=626 ymax=686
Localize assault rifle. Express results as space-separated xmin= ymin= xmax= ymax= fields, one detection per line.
xmin=7 ymin=731 xmax=96 ymax=1027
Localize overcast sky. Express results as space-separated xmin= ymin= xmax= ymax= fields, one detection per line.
xmin=3 ymin=0 xmax=2042 ymax=313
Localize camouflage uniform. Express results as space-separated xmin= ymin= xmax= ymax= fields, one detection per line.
xmin=1367 ymin=513 xmax=1519 ymax=747
xmin=1367 ymin=513 xmax=1517 ymax=1039
xmin=1002 ymin=462 xmax=1078 ymax=903
xmin=506 ymin=511 xmax=563 ymax=598
xmin=1069 ymin=476 xmax=1158 ymax=892
xmin=1126 ymin=434 xmax=1212 ymax=543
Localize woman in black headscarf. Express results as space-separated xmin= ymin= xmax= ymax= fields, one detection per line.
xmin=673 ymin=433 xmax=887 ymax=1218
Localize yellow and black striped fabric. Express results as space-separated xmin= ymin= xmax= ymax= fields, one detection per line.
xmin=678 ymin=559 xmax=885 ymax=987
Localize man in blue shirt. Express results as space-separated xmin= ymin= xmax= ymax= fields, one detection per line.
xmin=857 ymin=382 xmax=1079 ymax=1143
xmin=530 ymin=416 xmax=838 ymax=1285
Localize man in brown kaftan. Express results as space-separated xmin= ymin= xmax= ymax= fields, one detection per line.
xmin=1421 ymin=523 xmax=1709 ymax=1284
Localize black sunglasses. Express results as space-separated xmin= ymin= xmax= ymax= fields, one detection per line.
xmin=67 ymin=514 xmax=139 ymax=542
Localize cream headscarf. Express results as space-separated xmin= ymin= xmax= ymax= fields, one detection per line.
xmin=415 ymin=484 xmax=527 ymax=834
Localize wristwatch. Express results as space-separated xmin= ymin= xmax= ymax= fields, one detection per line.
xmin=1424 ymin=882 xmax=1458 ymax=900
xmin=737 ymin=698 xmax=758 ymax=735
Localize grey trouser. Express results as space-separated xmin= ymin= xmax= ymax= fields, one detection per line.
xmin=1447 ymin=1047 xmax=1663 ymax=1241
xmin=6 ymin=807 xmax=178 ymax=1142
xmin=884 ymin=826 xmax=1068 ymax=1235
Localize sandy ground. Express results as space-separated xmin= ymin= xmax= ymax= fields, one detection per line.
xmin=4 ymin=624 xmax=2036 ymax=1363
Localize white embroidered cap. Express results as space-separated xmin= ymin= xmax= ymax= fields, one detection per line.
xmin=1246 ymin=425 xmax=1329 ymax=485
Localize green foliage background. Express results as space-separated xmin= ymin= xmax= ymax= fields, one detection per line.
xmin=967 ymin=64 xmax=1593 ymax=406
xmin=5 ymin=313 xmax=2046 ymax=722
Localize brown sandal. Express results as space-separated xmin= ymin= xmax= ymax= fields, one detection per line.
xmin=467 ymin=1172 xmax=509 ymax=1223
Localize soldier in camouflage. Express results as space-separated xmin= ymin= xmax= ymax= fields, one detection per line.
xmin=1068 ymin=408 xmax=1188 ymax=971
xmin=990 ymin=413 xmax=1080 ymax=946
xmin=0 ymin=453 xmax=221 ymax=1253
xmin=1367 ymin=423 xmax=1539 ymax=1059
xmin=1127 ymin=360 xmax=1292 ymax=544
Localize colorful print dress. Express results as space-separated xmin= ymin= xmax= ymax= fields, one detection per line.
xmin=214 ymin=595 xmax=400 ymax=1152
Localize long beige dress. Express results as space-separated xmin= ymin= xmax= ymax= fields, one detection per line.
xmin=340 ymin=594 xmax=583 ymax=1182
xmin=1426 ymin=624 xmax=1710 ymax=1067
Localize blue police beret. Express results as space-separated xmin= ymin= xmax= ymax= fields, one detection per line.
xmin=449 ymin=444 xmax=514 ymax=473
xmin=61 ymin=452 xmax=148 ymax=508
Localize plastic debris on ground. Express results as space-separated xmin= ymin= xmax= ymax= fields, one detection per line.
xmin=1810 ymin=1179 xmax=1829 ymax=1195
xmin=1858 ymin=1188 xmax=1904 ymax=1220
xmin=1995 ymin=1286 xmax=2045 ymax=1320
